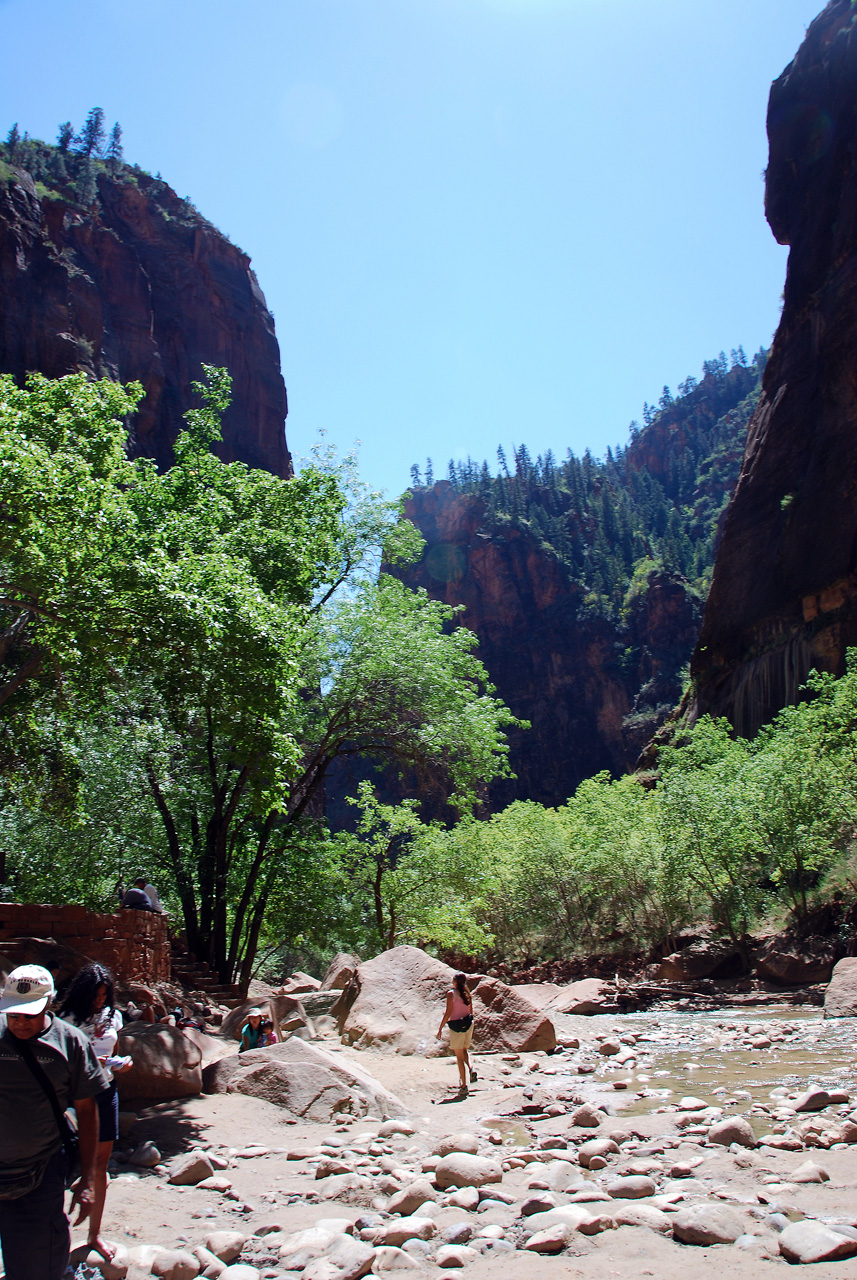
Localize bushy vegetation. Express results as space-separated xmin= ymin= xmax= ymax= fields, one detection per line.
xmin=0 ymin=112 xmax=202 ymax=226
xmin=411 ymin=348 xmax=767 ymax=619
xmin=0 ymin=371 xmax=518 ymax=985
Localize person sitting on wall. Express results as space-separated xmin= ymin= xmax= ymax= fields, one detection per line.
xmin=137 ymin=876 xmax=164 ymax=913
xmin=120 ymin=883 xmax=153 ymax=911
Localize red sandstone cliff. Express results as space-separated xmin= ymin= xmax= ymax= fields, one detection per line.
xmin=0 ymin=163 xmax=291 ymax=475
xmin=690 ymin=0 xmax=857 ymax=733
xmin=399 ymin=482 xmax=700 ymax=807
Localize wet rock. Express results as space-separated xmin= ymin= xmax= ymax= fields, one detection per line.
xmin=203 ymin=1232 xmax=246 ymax=1263
xmin=436 ymin=1245 xmax=479 ymax=1268
xmin=168 ymin=1152 xmax=216 ymax=1186
xmin=794 ymin=1088 xmax=832 ymax=1112
xmin=708 ymin=1118 xmax=755 ymax=1148
xmin=824 ymin=958 xmax=857 ymax=1019
xmin=671 ymin=1204 xmax=745 ymax=1246
xmin=598 ymin=1039 xmax=621 ymax=1056
xmin=434 ymin=1154 xmax=502 ymax=1190
xmin=779 ymin=1221 xmax=857 ymax=1264
xmin=605 ymin=1176 xmax=657 ymax=1200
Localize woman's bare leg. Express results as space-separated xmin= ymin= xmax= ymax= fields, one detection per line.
xmin=87 ymin=1141 xmax=116 ymax=1260
xmin=455 ymin=1047 xmax=467 ymax=1090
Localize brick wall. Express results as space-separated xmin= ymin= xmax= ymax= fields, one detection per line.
xmin=0 ymin=903 xmax=170 ymax=984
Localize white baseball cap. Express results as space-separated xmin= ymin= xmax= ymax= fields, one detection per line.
xmin=0 ymin=965 xmax=55 ymax=1014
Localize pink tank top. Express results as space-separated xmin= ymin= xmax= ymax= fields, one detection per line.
xmin=449 ymin=989 xmax=471 ymax=1021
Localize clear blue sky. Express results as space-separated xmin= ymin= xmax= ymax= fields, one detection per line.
xmin=1 ymin=0 xmax=823 ymax=496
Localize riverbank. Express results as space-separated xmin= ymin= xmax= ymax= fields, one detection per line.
xmin=58 ymin=1005 xmax=857 ymax=1279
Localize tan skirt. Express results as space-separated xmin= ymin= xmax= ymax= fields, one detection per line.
xmin=448 ymin=1023 xmax=473 ymax=1051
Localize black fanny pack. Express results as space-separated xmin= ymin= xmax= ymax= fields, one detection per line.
xmin=448 ymin=1014 xmax=473 ymax=1033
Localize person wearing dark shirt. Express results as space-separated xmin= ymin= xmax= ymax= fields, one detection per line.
xmin=0 ymin=964 xmax=108 ymax=1280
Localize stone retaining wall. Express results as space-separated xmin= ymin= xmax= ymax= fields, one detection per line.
xmin=0 ymin=902 xmax=170 ymax=984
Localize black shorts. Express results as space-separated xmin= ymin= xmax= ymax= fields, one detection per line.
xmin=96 ymin=1082 xmax=119 ymax=1143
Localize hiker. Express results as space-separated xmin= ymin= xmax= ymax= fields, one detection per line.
xmin=137 ymin=876 xmax=164 ymax=913
xmin=436 ymin=971 xmax=476 ymax=1096
xmin=120 ymin=882 xmax=153 ymax=911
xmin=58 ymin=963 xmax=131 ymax=1264
xmin=0 ymin=964 xmax=108 ymax=1280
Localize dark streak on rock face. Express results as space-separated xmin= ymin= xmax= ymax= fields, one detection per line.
xmin=691 ymin=0 xmax=857 ymax=734
xmin=0 ymin=166 xmax=291 ymax=476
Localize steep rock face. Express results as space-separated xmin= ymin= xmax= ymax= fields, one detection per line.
xmin=0 ymin=165 xmax=291 ymax=475
xmin=399 ymin=482 xmax=700 ymax=807
xmin=691 ymin=1 xmax=857 ymax=733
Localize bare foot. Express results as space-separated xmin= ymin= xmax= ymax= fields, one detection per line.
xmin=88 ymin=1235 xmax=117 ymax=1262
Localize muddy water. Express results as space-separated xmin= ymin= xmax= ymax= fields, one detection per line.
xmin=611 ymin=1009 xmax=857 ymax=1122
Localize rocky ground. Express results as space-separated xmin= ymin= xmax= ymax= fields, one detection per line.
xmin=42 ymin=1005 xmax=857 ymax=1280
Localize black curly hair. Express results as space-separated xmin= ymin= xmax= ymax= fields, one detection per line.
xmin=58 ymin=962 xmax=116 ymax=1025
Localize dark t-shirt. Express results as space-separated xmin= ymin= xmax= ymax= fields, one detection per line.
xmin=0 ymin=1013 xmax=108 ymax=1168
xmin=121 ymin=887 xmax=152 ymax=910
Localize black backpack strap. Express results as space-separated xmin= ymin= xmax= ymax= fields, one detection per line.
xmin=6 ymin=1032 xmax=77 ymax=1154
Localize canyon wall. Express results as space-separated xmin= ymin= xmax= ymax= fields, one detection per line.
xmin=0 ymin=162 xmax=291 ymax=475
xmin=690 ymin=0 xmax=857 ymax=734
xmin=400 ymin=482 xmax=700 ymax=808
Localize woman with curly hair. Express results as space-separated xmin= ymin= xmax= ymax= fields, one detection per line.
xmin=58 ymin=963 xmax=130 ymax=1261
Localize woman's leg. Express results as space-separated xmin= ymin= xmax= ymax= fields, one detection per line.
xmin=87 ymin=1140 xmax=115 ymax=1260
xmin=454 ymin=1045 xmax=467 ymax=1090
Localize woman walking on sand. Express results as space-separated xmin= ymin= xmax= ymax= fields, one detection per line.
xmin=437 ymin=972 xmax=476 ymax=1096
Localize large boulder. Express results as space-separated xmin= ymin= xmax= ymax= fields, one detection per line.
xmin=548 ymin=979 xmax=614 ymax=1016
xmin=321 ymin=953 xmax=361 ymax=991
xmin=753 ymin=937 xmax=835 ymax=986
xmin=340 ymin=946 xmax=555 ymax=1055
xmin=116 ymin=1023 xmax=203 ymax=1099
xmin=653 ymin=941 xmax=743 ymax=982
xmin=202 ymin=1037 xmax=407 ymax=1119
xmin=824 ymin=957 xmax=857 ymax=1018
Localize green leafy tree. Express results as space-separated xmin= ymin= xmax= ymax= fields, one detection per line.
xmin=657 ymin=716 xmax=763 ymax=963
xmin=334 ymin=782 xmax=494 ymax=954
xmin=56 ymin=122 xmax=74 ymax=152
xmin=0 ymin=373 xmax=142 ymax=718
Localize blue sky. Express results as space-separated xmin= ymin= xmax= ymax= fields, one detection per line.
xmin=1 ymin=0 xmax=823 ymax=495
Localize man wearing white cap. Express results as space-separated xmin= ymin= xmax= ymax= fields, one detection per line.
xmin=0 ymin=964 xmax=108 ymax=1280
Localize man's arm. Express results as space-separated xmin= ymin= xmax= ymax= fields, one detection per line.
xmin=70 ymin=1094 xmax=98 ymax=1223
